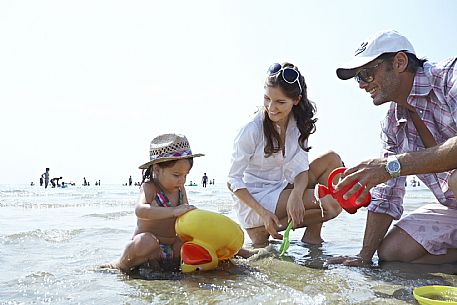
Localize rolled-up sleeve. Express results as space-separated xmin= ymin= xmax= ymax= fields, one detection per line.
xmin=227 ymin=123 xmax=258 ymax=192
xmin=368 ymin=119 xmax=406 ymax=220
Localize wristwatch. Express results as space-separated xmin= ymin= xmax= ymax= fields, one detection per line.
xmin=386 ymin=155 xmax=401 ymax=178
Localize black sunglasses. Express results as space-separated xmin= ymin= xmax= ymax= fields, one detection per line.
xmin=267 ymin=63 xmax=302 ymax=94
xmin=354 ymin=60 xmax=384 ymax=83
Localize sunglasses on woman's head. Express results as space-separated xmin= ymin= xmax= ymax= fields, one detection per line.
xmin=354 ymin=60 xmax=384 ymax=83
xmin=267 ymin=63 xmax=302 ymax=94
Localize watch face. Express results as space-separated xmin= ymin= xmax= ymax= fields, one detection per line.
xmin=388 ymin=161 xmax=400 ymax=172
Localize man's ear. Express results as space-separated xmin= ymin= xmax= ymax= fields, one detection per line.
xmin=395 ymin=52 xmax=409 ymax=73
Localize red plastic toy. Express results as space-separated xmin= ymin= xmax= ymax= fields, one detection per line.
xmin=316 ymin=167 xmax=371 ymax=214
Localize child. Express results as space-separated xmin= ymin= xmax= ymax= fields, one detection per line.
xmin=107 ymin=133 xmax=204 ymax=272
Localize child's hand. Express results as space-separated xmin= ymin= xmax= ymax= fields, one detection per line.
xmin=173 ymin=205 xmax=196 ymax=217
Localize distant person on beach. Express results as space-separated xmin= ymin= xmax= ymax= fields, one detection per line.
xmin=50 ymin=177 xmax=62 ymax=188
xmin=330 ymin=30 xmax=457 ymax=266
xmin=83 ymin=177 xmax=87 ymax=186
xmin=41 ymin=168 xmax=50 ymax=189
xmin=227 ymin=62 xmax=343 ymax=247
xmin=129 ymin=176 xmax=132 ymax=186
xmin=201 ymin=173 xmax=208 ymax=188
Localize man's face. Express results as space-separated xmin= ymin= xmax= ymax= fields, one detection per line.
xmin=355 ymin=58 xmax=400 ymax=106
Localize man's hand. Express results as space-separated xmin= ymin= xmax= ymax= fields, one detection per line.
xmin=261 ymin=210 xmax=283 ymax=240
xmin=335 ymin=158 xmax=390 ymax=204
xmin=326 ymin=255 xmax=372 ymax=267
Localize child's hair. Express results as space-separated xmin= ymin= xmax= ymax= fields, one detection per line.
xmin=140 ymin=158 xmax=194 ymax=186
xmin=263 ymin=62 xmax=317 ymax=157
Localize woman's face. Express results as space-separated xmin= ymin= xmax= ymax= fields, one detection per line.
xmin=154 ymin=159 xmax=191 ymax=192
xmin=263 ymin=86 xmax=298 ymax=126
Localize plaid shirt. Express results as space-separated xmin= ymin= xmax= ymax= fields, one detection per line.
xmin=370 ymin=57 xmax=457 ymax=220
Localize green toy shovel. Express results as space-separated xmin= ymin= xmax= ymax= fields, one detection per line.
xmin=279 ymin=222 xmax=293 ymax=256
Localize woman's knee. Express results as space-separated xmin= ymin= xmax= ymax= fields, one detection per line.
xmin=320 ymin=150 xmax=343 ymax=169
xmin=323 ymin=199 xmax=342 ymax=220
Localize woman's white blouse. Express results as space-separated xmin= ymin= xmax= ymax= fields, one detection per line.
xmin=228 ymin=111 xmax=309 ymax=194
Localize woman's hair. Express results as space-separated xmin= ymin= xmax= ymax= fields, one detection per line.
xmin=263 ymin=62 xmax=317 ymax=157
xmin=140 ymin=158 xmax=194 ymax=186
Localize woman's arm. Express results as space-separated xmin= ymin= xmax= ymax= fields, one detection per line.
xmin=230 ymin=186 xmax=282 ymax=239
xmin=286 ymin=170 xmax=309 ymax=226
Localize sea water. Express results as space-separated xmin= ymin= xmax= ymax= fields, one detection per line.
xmin=1 ymin=183 xmax=456 ymax=304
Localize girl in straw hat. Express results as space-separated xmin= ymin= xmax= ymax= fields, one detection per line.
xmin=228 ymin=62 xmax=343 ymax=247
xmin=105 ymin=134 xmax=204 ymax=272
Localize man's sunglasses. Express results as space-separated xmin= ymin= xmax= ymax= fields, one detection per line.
xmin=354 ymin=60 xmax=384 ymax=83
xmin=267 ymin=63 xmax=302 ymax=94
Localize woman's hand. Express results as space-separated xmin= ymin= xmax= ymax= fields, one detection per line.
xmin=286 ymin=190 xmax=306 ymax=228
xmin=173 ymin=205 xmax=197 ymax=217
xmin=260 ymin=209 xmax=282 ymax=240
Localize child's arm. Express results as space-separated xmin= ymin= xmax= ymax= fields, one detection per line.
xmin=135 ymin=183 xmax=195 ymax=220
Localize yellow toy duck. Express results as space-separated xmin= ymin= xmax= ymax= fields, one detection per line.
xmin=175 ymin=209 xmax=244 ymax=272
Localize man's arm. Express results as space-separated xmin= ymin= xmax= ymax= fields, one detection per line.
xmin=399 ymin=136 xmax=457 ymax=175
xmin=359 ymin=211 xmax=393 ymax=260
xmin=327 ymin=211 xmax=393 ymax=266
xmin=336 ymin=136 xmax=457 ymax=202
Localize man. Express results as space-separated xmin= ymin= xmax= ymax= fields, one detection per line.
xmin=41 ymin=168 xmax=50 ymax=189
xmin=202 ymin=173 xmax=208 ymax=188
xmin=331 ymin=30 xmax=457 ymax=266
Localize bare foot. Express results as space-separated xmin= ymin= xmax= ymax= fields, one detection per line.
xmin=236 ymin=248 xmax=259 ymax=259
xmin=301 ymin=229 xmax=324 ymax=245
xmin=99 ymin=261 xmax=120 ymax=270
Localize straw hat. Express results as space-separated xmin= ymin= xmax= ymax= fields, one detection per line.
xmin=139 ymin=134 xmax=204 ymax=169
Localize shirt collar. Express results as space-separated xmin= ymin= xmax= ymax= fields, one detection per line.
xmin=394 ymin=65 xmax=432 ymax=125
xmin=409 ymin=65 xmax=432 ymax=97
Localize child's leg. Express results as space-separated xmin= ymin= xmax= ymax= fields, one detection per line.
xmin=108 ymin=232 xmax=162 ymax=272
xmin=449 ymin=170 xmax=457 ymax=197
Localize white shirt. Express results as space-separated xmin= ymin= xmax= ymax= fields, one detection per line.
xmin=227 ymin=111 xmax=309 ymax=227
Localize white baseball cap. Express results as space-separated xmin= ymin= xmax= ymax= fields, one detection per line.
xmin=336 ymin=30 xmax=415 ymax=80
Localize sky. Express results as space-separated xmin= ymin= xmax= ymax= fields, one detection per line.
xmin=1 ymin=0 xmax=457 ymax=185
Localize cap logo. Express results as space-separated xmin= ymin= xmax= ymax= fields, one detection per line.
xmin=354 ymin=42 xmax=368 ymax=56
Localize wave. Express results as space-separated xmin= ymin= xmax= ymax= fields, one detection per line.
xmin=0 ymin=228 xmax=83 ymax=244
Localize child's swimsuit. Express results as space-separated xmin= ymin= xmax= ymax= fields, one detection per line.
xmin=154 ymin=188 xmax=183 ymax=269
xmin=155 ymin=189 xmax=183 ymax=207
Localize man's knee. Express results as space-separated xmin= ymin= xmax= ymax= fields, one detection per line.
xmin=378 ymin=238 xmax=412 ymax=262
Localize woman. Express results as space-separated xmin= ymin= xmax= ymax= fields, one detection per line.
xmin=228 ymin=62 xmax=343 ymax=247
